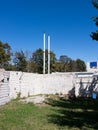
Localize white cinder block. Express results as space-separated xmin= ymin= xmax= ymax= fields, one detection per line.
xmin=1 ymin=70 xmax=98 ymax=106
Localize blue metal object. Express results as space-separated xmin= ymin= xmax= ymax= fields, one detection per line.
xmin=92 ymin=93 xmax=96 ymax=99
xmin=90 ymin=62 xmax=97 ymax=68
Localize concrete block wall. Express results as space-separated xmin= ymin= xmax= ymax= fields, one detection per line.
xmin=74 ymin=73 xmax=98 ymax=97
xmin=0 ymin=69 xmax=10 ymax=105
xmin=9 ymin=72 xmax=74 ymax=99
xmin=1 ymin=69 xmax=98 ymax=106
xmin=9 ymin=71 xmax=23 ymax=99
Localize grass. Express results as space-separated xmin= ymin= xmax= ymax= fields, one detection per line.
xmin=0 ymin=97 xmax=98 ymax=130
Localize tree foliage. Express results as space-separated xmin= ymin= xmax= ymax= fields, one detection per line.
xmin=30 ymin=50 xmax=86 ymax=73
xmin=31 ymin=48 xmax=56 ymax=73
xmin=55 ymin=57 xmax=86 ymax=72
xmin=0 ymin=40 xmax=86 ymax=73
xmin=76 ymin=59 xmax=86 ymax=72
xmin=13 ymin=50 xmax=28 ymax=72
xmin=91 ymin=0 xmax=98 ymax=41
xmin=30 ymin=48 xmax=43 ymax=73
xmin=0 ymin=41 xmax=11 ymax=69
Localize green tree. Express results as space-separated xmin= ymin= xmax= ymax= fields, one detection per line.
xmin=31 ymin=48 xmax=43 ymax=73
xmin=45 ymin=49 xmax=57 ymax=73
xmin=13 ymin=50 xmax=28 ymax=72
xmin=91 ymin=0 xmax=98 ymax=40
xmin=55 ymin=58 xmax=86 ymax=72
xmin=55 ymin=62 xmax=67 ymax=72
xmin=76 ymin=59 xmax=86 ymax=72
xmin=0 ymin=41 xmax=12 ymax=69
xmin=67 ymin=60 xmax=77 ymax=72
xmin=31 ymin=48 xmax=56 ymax=74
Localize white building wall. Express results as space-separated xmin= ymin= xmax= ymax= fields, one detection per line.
xmin=0 ymin=69 xmax=10 ymax=105
xmin=9 ymin=71 xmax=24 ymax=99
xmin=1 ymin=69 xmax=98 ymax=106
xmin=9 ymin=72 xmax=74 ymax=99
xmin=86 ymin=62 xmax=98 ymax=72
xmin=74 ymin=73 xmax=98 ymax=97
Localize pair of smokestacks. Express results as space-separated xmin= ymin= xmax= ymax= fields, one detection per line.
xmin=43 ymin=33 xmax=50 ymax=74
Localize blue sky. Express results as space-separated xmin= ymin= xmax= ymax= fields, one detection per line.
xmin=0 ymin=0 xmax=98 ymax=62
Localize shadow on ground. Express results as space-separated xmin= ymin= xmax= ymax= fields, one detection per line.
xmin=46 ymin=97 xmax=98 ymax=130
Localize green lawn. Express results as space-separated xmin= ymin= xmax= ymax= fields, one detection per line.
xmin=0 ymin=96 xmax=98 ymax=130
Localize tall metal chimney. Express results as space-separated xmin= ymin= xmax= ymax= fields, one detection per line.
xmin=48 ymin=35 xmax=50 ymax=74
xmin=43 ymin=33 xmax=46 ymax=74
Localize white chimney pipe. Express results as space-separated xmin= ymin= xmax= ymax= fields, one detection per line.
xmin=48 ymin=35 xmax=50 ymax=74
xmin=43 ymin=33 xmax=46 ymax=74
